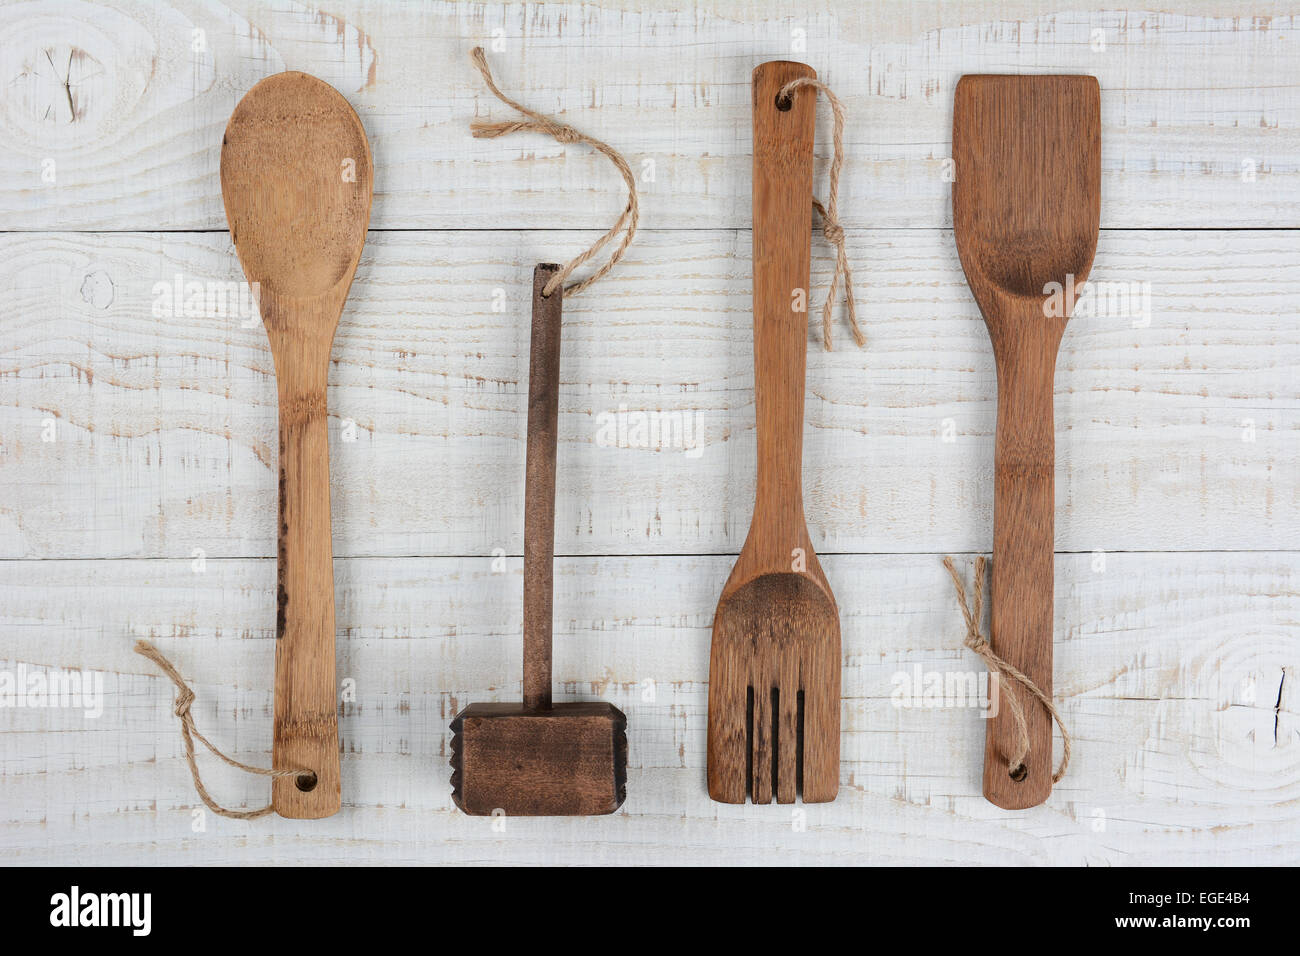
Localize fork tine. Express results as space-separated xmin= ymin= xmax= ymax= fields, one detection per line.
xmin=798 ymin=684 xmax=840 ymax=803
xmin=751 ymin=682 xmax=773 ymax=804
xmin=706 ymin=658 xmax=749 ymax=803
xmin=776 ymin=682 xmax=799 ymax=803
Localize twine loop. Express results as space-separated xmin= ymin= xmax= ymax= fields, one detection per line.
xmin=777 ymin=76 xmax=864 ymax=352
xmin=135 ymin=639 xmax=309 ymax=820
xmin=469 ymin=47 xmax=639 ymax=299
xmin=942 ymin=556 xmax=1072 ymax=784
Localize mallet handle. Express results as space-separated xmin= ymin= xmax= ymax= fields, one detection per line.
xmin=523 ymin=264 xmax=563 ymax=710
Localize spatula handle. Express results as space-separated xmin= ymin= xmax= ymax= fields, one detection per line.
xmin=749 ymin=61 xmax=817 ymax=563
xmin=270 ymin=351 xmax=340 ymax=819
xmin=985 ymin=315 xmax=1060 ymax=809
xmin=523 ymin=264 xmax=563 ymax=710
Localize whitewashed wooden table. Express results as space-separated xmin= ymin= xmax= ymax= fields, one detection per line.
xmin=1 ymin=1 xmax=1296 ymax=866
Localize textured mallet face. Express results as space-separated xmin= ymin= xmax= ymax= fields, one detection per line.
xmin=450 ymin=702 xmax=628 ymax=816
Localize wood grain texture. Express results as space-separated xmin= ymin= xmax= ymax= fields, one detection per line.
xmin=450 ymin=701 xmax=627 ymax=816
xmin=0 ymin=551 xmax=1294 ymax=864
xmin=953 ymin=75 xmax=1101 ymax=808
xmin=0 ymin=229 xmax=1293 ymax=560
xmin=1 ymin=2 xmax=1298 ymax=231
xmin=220 ymin=71 xmax=374 ymax=817
xmin=708 ymin=62 xmax=839 ymax=805
xmin=522 ymin=265 xmax=563 ymax=711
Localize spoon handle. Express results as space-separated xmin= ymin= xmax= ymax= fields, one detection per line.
xmin=270 ymin=350 xmax=340 ymax=819
xmin=984 ymin=310 xmax=1059 ymax=809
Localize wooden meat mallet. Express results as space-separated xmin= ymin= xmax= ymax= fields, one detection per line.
xmin=450 ymin=264 xmax=628 ymax=816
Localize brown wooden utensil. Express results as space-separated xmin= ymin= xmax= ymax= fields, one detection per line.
xmin=952 ymin=74 xmax=1100 ymax=809
xmin=220 ymin=71 xmax=373 ymax=818
xmin=450 ymin=264 xmax=628 ymax=816
xmin=707 ymin=62 xmax=841 ymax=805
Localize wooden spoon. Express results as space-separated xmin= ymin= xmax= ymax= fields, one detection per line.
xmin=707 ymin=62 xmax=840 ymax=805
xmin=952 ymin=74 xmax=1100 ymax=809
xmin=220 ymin=72 xmax=373 ymax=818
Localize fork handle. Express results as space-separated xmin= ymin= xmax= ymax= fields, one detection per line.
xmin=750 ymin=61 xmax=817 ymax=564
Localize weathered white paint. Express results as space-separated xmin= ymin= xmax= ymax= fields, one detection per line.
xmin=0 ymin=229 xmax=1294 ymax=559
xmin=0 ymin=2 xmax=1297 ymax=230
xmin=0 ymin=0 xmax=1295 ymax=866
xmin=1 ymin=552 xmax=1295 ymax=865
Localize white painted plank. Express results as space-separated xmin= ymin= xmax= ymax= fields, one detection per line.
xmin=1 ymin=1 xmax=1297 ymax=230
xmin=1 ymin=551 xmax=1295 ymax=865
xmin=0 ymin=229 xmax=1295 ymax=558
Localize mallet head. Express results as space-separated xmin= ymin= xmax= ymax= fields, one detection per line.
xmin=450 ymin=701 xmax=627 ymax=816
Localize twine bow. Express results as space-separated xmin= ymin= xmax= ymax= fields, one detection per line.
xmin=777 ymin=76 xmax=864 ymax=352
xmin=942 ymin=557 xmax=1071 ymax=784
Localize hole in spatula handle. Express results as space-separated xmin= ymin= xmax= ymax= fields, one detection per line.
xmin=296 ymin=770 xmax=319 ymax=793
xmin=774 ymin=92 xmax=793 ymax=112
xmin=1008 ymin=763 xmax=1028 ymax=783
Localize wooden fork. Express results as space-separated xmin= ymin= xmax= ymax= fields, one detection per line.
xmin=707 ymin=62 xmax=841 ymax=805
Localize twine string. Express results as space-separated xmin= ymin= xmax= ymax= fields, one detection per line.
xmin=469 ymin=47 xmax=639 ymax=298
xmin=777 ymin=76 xmax=864 ymax=352
xmin=942 ymin=556 xmax=1071 ymax=784
xmin=135 ymin=639 xmax=309 ymax=820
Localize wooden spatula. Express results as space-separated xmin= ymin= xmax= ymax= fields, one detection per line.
xmin=952 ymin=74 xmax=1100 ymax=809
xmin=220 ymin=72 xmax=373 ymax=818
xmin=707 ymin=62 xmax=840 ymax=805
